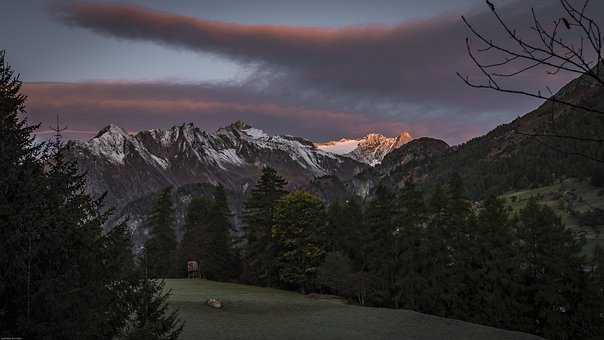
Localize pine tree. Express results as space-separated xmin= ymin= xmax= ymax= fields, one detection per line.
xmin=0 ymin=51 xmax=116 ymax=338
xmin=466 ymin=196 xmax=523 ymax=329
xmin=107 ymin=225 xmax=184 ymax=340
xmin=144 ymin=187 xmax=178 ymax=279
xmin=443 ymin=174 xmax=476 ymax=317
xmin=422 ymin=183 xmax=454 ymax=316
xmin=242 ymin=167 xmax=287 ymax=286
xmin=272 ymin=191 xmax=327 ymax=292
xmin=517 ymin=198 xmax=596 ymax=339
xmin=364 ymin=185 xmax=397 ymax=306
xmin=0 ymin=50 xmax=46 ymax=336
xmin=391 ymin=178 xmax=428 ymax=310
xmin=326 ymin=201 xmax=344 ymax=252
xmin=179 ymin=196 xmax=212 ymax=277
xmin=316 ymin=251 xmax=354 ymax=296
xmin=326 ymin=198 xmax=367 ymax=270
xmin=203 ymin=185 xmax=236 ymax=281
xmin=120 ymin=280 xmax=184 ymax=340
xmin=0 ymin=50 xmax=183 ymax=339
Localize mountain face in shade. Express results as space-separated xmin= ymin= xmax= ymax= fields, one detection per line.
xmin=66 ymin=121 xmax=368 ymax=245
xmin=316 ymin=132 xmax=413 ymax=166
xmin=357 ymin=67 xmax=604 ymax=200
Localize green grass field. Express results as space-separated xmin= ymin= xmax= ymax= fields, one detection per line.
xmin=165 ymin=279 xmax=542 ymax=340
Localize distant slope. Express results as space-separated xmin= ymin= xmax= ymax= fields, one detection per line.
xmin=363 ymin=69 xmax=604 ymax=199
xmin=165 ymin=279 xmax=543 ymax=340
xmin=500 ymin=179 xmax=604 ymax=255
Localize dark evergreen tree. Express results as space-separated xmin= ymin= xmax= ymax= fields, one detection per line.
xmin=179 ymin=196 xmax=212 ymax=277
xmin=325 ymin=201 xmax=345 ymax=252
xmin=272 ymin=191 xmax=327 ymax=292
xmin=242 ymin=167 xmax=287 ymax=286
xmin=326 ymin=198 xmax=366 ymax=265
xmin=576 ymin=245 xmax=604 ymax=338
xmin=422 ymin=184 xmax=454 ymax=316
xmin=0 ymin=51 xmax=183 ymax=339
xmin=517 ymin=198 xmax=598 ymax=339
xmin=144 ymin=187 xmax=178 ymax=278
xmin=107 ymin=225 xmax=184 ymax=340
xmin=316 ymin=251 xmax=354 ymax=296
xmin=0 ymin=51 xmax=119 ymax=338
xmin=390 ymin=179 xmax=428 ymax=310
xmin=341 ymin=198 xmax=370 ymax=271
xmin=178 ymin=186 xmax=237 ymax=281
xmin=203 ymin=185 xmax=236 ymax=280
xmin=364 ymin=185 xmax=397 ymax=306
xmin=443 ymin=174 xmax=476 ymax=317
xmin=0 ymin=50 xmax=46 ymax=336
xmin=120 ymin=280 xmax=184 ymax=340
xmin=466 ymin=196 xmax=523 ymax=329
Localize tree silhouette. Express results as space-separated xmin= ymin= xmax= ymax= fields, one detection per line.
xmin=458 ymin=0 xmax=604 ymax=163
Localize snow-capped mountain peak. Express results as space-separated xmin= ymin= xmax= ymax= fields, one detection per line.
xmin=67 ymin=122 xmax=367 ymax=211
xmin=242 ymin=127 xmax=269 ymax=140
xmin=316 ymin=131 xmax=413 ymax=166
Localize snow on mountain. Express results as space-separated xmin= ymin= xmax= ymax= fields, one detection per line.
xmin=67 ymin=121 xmax=366 ymax=217
xmin=315 ymin=138 xmax=361 ymax=155
xmin=316 ymin=132 xmax=412 ymax=166
xmin=242 ymin=127 xmax=269 ymax=139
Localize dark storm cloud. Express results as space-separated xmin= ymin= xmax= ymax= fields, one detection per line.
xmin=22 ymin=82 xmax=408 ymax=140
xmin=44 ymin=0 xmax=604 ymax=143
xmin=52 ymin=1 xmax=604 ymax=108
xmin=23 ymin=81 xmax=493 ymax=144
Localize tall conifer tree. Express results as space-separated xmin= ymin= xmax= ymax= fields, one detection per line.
xmin=364 ymin=185 xmax=397 ymax=306
xmin=242 ymin=167 xmax=287 ymax=286
xmin=0 ymin=51 xmax=183 ymax=339
xmin=272 ymin=191 xmax=327 ymax=292
xmin=464 ymin=196 xmax=523 ymax=328
xmin=179 ymin=196 xmax=212 ymax=276
xmin=516 ymin=198 xmax=597 ymax=339
xmin=144 ymin=188 xmax=177 ymax=278
xmin=203 ymin=185 xmax=236 ymax=280
xmin=391 ymin=179 xmax=428 ymax=310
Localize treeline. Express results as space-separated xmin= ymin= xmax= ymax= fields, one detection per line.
xmin=248 ymin=169 xmax=604 ymax=339
xmin=146 ymin=165 xmax=604 ymax=339
xmin=143 ymin=185 xmax=239 ymax=282
xmin=0 ymin=52 xmax=183 ymax=340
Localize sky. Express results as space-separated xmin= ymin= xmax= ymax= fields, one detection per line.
xmin=2 ymin=0 xmax=603 ymax=144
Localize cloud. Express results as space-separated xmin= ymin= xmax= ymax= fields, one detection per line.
xmin=44 ymin=0 xmax=604 ymax=143
xmin=22 ymin=81 xmax=498 ymax=144
xmin=52 ymin=1 xmax=604 ymax=107
xmin=22 ymin=82 xmax=399 ymax=140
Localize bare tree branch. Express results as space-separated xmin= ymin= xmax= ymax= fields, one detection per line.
xmin=458 ymin=0 xmax=604 ymax=163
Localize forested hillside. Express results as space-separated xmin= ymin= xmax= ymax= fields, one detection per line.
xmin=366 ymin=70 xmax=604 ymax=199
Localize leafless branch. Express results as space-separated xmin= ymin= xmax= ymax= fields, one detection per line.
xmin=458 ymin=0 xmax=604 ymax=163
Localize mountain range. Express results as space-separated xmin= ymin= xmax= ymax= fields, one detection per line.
xmin=66 ymin=120 xmax=371 ymax=245
xmin=65 ymin=69 xmax=604 ymax=246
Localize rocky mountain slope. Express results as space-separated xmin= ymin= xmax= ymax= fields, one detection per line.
xmin=66 ymin=121 xmax=367 ymax=243
xmin=316 ymin=132 xmax=412 ymax=166
xmin=360 ymin=68 xmax=604 ymax=199
xmin=69 ymin=121 xmax=366 ymax=207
